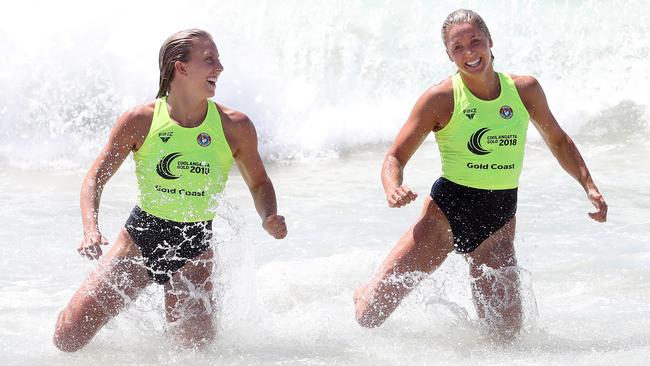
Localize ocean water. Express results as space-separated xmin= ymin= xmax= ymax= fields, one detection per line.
xmin=1 ymin=0 xmax=649 ymax=365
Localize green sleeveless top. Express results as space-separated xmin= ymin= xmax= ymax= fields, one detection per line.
xmin=434 ymin=72 xmax=530 ymax=190
xmin=134 ymin=98 xmax=234 ymax=222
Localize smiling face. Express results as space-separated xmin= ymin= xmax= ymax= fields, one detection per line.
xmin=445 ymin=22 xmax=493 ymax=75
xmin=178 ymin=37 xmax=224 ymax=98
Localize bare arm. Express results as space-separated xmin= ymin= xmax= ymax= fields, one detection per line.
xmin=383 ymin=81 xmax=453 ymax=208
xmin=221 ymin=107 xmax=287 ymax=239
xmin=518 ymin=76 xmax=607 ymax=222
xmin=78 ymin=105 xmax=152 ymax=259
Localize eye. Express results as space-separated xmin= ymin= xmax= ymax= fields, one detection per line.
xmin=471 ymin=39 xmax=481 ymax=46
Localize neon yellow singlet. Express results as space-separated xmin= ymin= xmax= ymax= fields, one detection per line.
xmin=434 ymin=72 xmax=530 ymax=190
xmin=134 ymin=98 xmax=234 ymax=222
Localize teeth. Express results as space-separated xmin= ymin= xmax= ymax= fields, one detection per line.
xmin=207 ymin=77 xmax=217 ymax=83
xmin=467 ymin=59 xmax=480 ymax=67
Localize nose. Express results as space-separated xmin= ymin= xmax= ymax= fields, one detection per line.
xmin=215 ymin=59 xmax=224 ymax=73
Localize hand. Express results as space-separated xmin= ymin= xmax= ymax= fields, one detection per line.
xmin=263 ymin=214 xmax=287 ymax=239
xmin=587 ymin=189 xmax=607 ymax=222
xmin=78 ymin=229 xmax=110 ymax=260
xmin=386 ymin=185 xmax=418 ymax=208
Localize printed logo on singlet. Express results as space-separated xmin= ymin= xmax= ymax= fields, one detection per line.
xmin=467 ymin=128 xmax=519 ymax=156
xmin=197 ymin=133 xmax=212 ymax=147
xmin=463 ymin=108 xmax=477 ymax=120
xmin=157 ymin=152 xmax=182 ymax=179
xmin=159 ymin=132 xmax=174 ymax=143
xmin=467 ymin=128 xmax=491 ymax=155
xmin=156 ymin=152 xmax=211 ymax=180
xmin=499 ymin=105 xmax=513 ymax=119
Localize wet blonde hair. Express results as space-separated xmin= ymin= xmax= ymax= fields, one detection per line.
xmin=441 ymin=9 xmax=492 ymax=47
xmin=156 ymin=29 xmax=214 ymax=98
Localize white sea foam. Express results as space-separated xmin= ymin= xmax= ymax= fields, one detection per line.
xmin=1 ymin=1 xmax=649 ymax=365
xmin=0 ymin=0 xmax=648 ymax=168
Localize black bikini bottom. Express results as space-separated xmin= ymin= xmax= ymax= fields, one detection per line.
xmin=430 ymin=177 xmax=517 ymax=253
xmin=124 ymin=206 xmax=212 ymax=284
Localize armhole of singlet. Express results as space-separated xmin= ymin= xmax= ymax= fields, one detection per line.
xmin=211 ymin=101 xmax=234 ymax=158
xmin=503 ymin=73 xmax=531 ymax=121
xmin=434 ymin=74 xmax=460 ymax=134
xmin=133 ymin=99 xmax=160 ymax=154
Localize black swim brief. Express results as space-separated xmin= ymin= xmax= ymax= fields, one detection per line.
xmin=125 ymin=206 xmax=213 ymax=284
xmin=430 ymin=177 xmax=517 ymax=253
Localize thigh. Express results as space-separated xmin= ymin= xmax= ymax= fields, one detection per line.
xmin=54 ymin=229 xmax=151 ymax=351
xmin=466 ymin=217 xmax=522 ymax=338
xmin=467 ymin=216 xmax=517 ymax=270
xmin=377 ymin=196 xmax=455 ymax=277
xmin=355 ymin=196 xmax=455 ymax=327
xmin=164 ymin=248 xmax=215 ymax=323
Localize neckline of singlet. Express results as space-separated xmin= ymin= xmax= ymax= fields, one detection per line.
xmin=160 ymin=97 xmax=211 ymax=130
xmin=457 ymin=72 xmax=504 ymax=102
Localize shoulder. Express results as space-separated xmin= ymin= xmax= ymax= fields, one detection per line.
xmin=215 ymin=103 xmax=254 ymax=129
xmin=411 ymin=77 xmax=454 ymax=115
xmin=111 ymin=101 xmax=155 ymax=149
xmin=422 ymin=77 xmax=454 ymax=104
xmin=508 ymin=74 xmax=547 ymax=112
xmin=116 ymin=102 xmax=155 ymax=131
xmin=214 ymin=102 xmax=257 ymax=154
xmin=510 ymin=74 xmax=541 ymax=91
xmin=411 ymin=77 xmax=454 ymax=130
xmin=509 ymin=74 xmax=543 ymax=99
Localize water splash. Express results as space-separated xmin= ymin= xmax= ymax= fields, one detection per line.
xmin=1 ymin=0 xmax=648 ymax=167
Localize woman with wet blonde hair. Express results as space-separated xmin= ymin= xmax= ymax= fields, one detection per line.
xmin=53 ymin=29 xmax=287 ymax=351
xmin=354 ymin=9 xmax=607 ymax=340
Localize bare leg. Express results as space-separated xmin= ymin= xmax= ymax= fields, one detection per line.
xmin=354 ymin=196 xmax=455 ymax=328
xmin=466 ymin=217 xmax=522 ymax=341
xmin=164 ymin=248 xmax=216 ymax=349
xmin=53 ymin=229 xmax=151 ymax=352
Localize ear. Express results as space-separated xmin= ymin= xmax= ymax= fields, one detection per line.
xmin=174 ymin=60 xmax=188 ymax=76
xmin=488 ymin=37 xmax=493 ymax=48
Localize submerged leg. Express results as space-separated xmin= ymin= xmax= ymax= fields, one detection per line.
xmin=53 ymin=229 xmax=150 ymax=352
xmin=354 ymin=196 xmax=455 ymax=328
xmin=164 ymin=248 xmax=216 ymax=349
xmin=466 ymin=217 xmax=522 ymax=341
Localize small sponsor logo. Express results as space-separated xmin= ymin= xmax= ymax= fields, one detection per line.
xmin=499 ymin=105 xmax=513 ymax=119
xmin=467 ymin=128 xmax=491 ymax=155
xmin=463 ymin=108 xmax=477 ymax=120
xmin=159 ymin=132 xmax=174 ymax=143
xmin=197 ymin=133 xmax=211 ymax=147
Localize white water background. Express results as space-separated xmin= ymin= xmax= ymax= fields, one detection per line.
xmin=1 ymin=0 xmax=649 ymax=364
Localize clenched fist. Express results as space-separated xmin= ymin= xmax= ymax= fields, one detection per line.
xmin=263 ymin=214 xmax=287 ymax=239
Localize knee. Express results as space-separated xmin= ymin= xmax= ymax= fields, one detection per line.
xmin=353 ymin=299 xmax=386 ymax=328
xmin=489 ymin=319 xmax=522 ymax=342
xmin=53 ymin=307 xmax=105 ymax=353
xmin=171 ymin=315 xmax=216 ymax=349
xmin=53 ymin=312 xmax=87 ymax=352
xmin=53 ymin=332 xmax=85 ymax=353
xmin=355 ymin=310 xmax=385 ymax=329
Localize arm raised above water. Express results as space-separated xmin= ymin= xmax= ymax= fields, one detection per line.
xmin=515 ymin=75 xmax=607 ymax=222
xmin=382 ymin=79 xmax=453 ymax=208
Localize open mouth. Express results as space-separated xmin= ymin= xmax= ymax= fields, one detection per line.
xmin=207 ymin=76 xmax=217 ymax=86
xmin=465 ymin=58 xmax=481 ymax=68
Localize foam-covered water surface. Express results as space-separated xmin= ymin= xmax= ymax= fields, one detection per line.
xmin=1 ymin=0 xmax=649 ymax=365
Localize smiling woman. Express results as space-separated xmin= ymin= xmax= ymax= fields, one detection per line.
xmin=52 ymin=28 xmax=287 ymax=352
xmin=353 ymin=9 xmax=608 ymax=340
